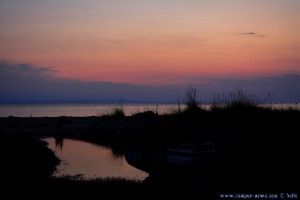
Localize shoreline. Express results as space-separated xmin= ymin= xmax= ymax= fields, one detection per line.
xmin=1 ymin=102 xmax=299 ymax=118
xmin=1 ymin=107 xmax=300 ymax=197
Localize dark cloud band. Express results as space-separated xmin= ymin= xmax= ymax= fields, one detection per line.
xmin=236 ymin=32 xmax=266 ymax=37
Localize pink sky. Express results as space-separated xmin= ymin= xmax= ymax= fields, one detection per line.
xmin=0 ymin=0 xmax=299 ymax=85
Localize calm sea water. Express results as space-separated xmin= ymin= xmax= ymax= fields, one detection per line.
xmin=0 ymin=103 xmax=299 ymax=117
xmin=0 ymin=103 xmax=177 ymax=117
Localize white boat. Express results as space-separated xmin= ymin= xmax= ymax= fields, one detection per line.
xmin=166 ymin=141 xmax=216 ymax=166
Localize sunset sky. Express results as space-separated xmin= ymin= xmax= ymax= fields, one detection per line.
xmin=0 ymin=0 xmax=299 ymax=102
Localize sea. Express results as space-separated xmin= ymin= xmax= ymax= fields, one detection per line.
xmin=0 ymin=103 xmax=299 ymax=117
xmin=0 ymin=103 xmax=177 ymax=117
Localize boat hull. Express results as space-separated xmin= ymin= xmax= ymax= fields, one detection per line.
xmin=124 ymin=141 xmax=217 ymax=173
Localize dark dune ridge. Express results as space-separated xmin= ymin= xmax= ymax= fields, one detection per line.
xmin=1 ymin=90 xmax=299 ymax=199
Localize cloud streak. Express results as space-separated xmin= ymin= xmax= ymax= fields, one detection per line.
xmin=0 ymin=61 xmax=57 ymax=78
xmin=236 ymin=32 xmax=266 ymax=37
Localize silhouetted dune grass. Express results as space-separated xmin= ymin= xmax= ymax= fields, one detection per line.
xmin=98 ymin=105 xmax=126 ymax=119
xmin=0 ymin=88 xmax=299 ymax=198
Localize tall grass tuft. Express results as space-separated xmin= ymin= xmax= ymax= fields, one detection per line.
xmin=211 ymin=89 xmax=262 ymax=112
xmin=110 ymin=107 xmax=125 ymax=118
xmin=100 ymin=105 xmax=125 ymax=119
xmin=184 ymin=86 xmax=202 ymax=112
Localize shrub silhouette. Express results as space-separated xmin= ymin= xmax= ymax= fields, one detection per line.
xmin=184 ymin=86 xmax=202 ymax=112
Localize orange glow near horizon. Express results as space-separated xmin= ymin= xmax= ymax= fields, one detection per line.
xmin=0 ymin=0 xmax=299 ymax=85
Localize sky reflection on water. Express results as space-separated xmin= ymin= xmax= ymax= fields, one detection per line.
xmin=44 ymin=137 xmax=148 ymax=181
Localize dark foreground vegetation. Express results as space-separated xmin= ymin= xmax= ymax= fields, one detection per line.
xmin=1 ymin=89 xmax=299 ymax=199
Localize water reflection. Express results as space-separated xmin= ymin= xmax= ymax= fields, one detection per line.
xmin=54 ymin=134 xmax=63 ymax=150
xmin=44 ymin=138 xmax=148 ymax=181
